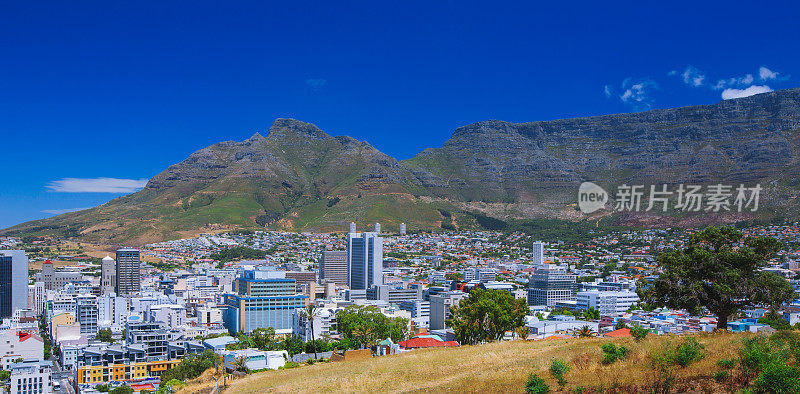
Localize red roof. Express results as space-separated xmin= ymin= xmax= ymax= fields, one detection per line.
xmin=605 ymin=328 xmax=632 ymax=338
xmin=130 ymin=383 xmax=155 ymax=391
xmin=399 ymin=337 xmax=459 ymax=349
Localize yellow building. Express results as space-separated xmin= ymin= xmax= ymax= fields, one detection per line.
xmin=76 ymin=360 xmax=180 ymax=384
xmin=50 ymin=312 xmax=75 ymax=338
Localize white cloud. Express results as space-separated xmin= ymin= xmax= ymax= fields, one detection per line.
xmin=721 ymin=85 xmax=773 ymax=100
xmin=46 ymin=177 xmax=148 ymax=193
xmin=713 ymin=74 xmax=754 ymax=90
xmin=41 ymin=207 xmax=90 ymax=215
xmin=305 ymin=78 xmax=327 ymax=90
xmin=759 ymin=66 xmax=779 ymax=81
xmin=681 ymin=66 xmax=705 ymax=87
xmin=603 ymin=85 xmax=613 ymax=98
xmin=667 ymin=70 xmax=678 ymax=76
xmin=618 ymin=78 xmax=658 ymax=108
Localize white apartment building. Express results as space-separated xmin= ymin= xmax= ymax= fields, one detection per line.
xmin=576 ymin=291 xmax=640 ymax=315
xmin=9 ymin=360 xmax=52 ymax=394
xmin=292 ymin=308 xmax=338 ymax=341
xmin=0 ymin=331 xmax=44 ymax=370
xmin=148 ymin=304 xmax=186 ymax=329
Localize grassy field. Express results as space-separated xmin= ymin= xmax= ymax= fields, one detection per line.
xmin=179 ymin=332 xmax=753 ymax=393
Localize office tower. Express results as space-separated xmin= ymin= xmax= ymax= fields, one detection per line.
xmin=115 ymin=248 xmax=141 ymax=296
xmin=399 ymin=222 xmax=406 ymax=235
xmin=101 ymin=254 xmax=116 ymax=295
xmin=76 ymin=294 xmax=99 ymax=336
xmin=346 ymin=232 xmax=383 ymax=290
xmin=349 ymin=222 xmax=356 ymax=233
xmin=320 ymin=250 xmax=348 ymax=285
xmin=222 ymin=269 xmax=305 ymax=334
xmin=527 ymin=265 xmax=576 ymax=306
xmin=532 ymin=241 xmax=544 ymax=265
xmin=285 ymin=271 xmax=316 ymax=292
xmin=374 ymin=222 xmax=381 ymax=233
xmin=0 ymin=250 xmax=29 ymax=318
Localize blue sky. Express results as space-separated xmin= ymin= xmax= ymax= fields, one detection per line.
xmin=1 ymin=0 xmax=799 ymax=229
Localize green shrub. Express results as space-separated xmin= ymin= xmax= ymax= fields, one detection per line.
xmin=713 ymin=370 xmax=728 ymax=382
xmin=306 ymin=358 xmax=315 ymax=365
xmin=716 ymin=358 xmax=736 ymax=369
xmin=549 ymin=359 xmax=570 ymax=387
xmin=740 ymin=336 xmax=779 ymax=374
xmin=601 ymin=343 xmax=630 ymax=365
xmin=283 ymin=361 xmax=300 ymax=369
xmin=525 ymin=373 xmax=550 ymax=394
xmin=752 ymin=360 xmax=800 ymax=393
xmin=671 ymin=338 xmax=705 ymax=367
xmin=629 ymin=324 xmax=649 ymax=342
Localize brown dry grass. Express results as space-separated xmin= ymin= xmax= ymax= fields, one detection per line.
xmin=178 ymin=331 xmax=751 ymax=394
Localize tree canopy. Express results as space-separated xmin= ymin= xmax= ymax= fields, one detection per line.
xmin=336 ymin=305 xmax=408 ymax=348
xmin=640 ymin=226 xmax=796 ymax=330
xmin=447 ymin=289 xmax=529 ymax=345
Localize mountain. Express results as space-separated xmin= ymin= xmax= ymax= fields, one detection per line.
xmin=4 ymin=88 xmax=800 ymax=244
xmin=404 ymin=88 xmax=800 ymax=224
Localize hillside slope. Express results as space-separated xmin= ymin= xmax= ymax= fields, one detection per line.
xmin=178 ymin=333 xmax=750 ymax=393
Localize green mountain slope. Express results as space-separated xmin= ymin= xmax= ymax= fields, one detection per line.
xmin=4 ymin=88 xmax=800 ymax=244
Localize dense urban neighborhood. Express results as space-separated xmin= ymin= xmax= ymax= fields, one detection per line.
xmin=1 ymin=221 xmax=799 ymax=393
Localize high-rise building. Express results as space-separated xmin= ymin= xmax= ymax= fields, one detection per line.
xmin=374 ymin=222 xmax=381 ymax=233
xmin=320 ymin=250 xmax=347 ymax=285
xmin=222 ymin=269 xmax=305 ymax=334
xmin=346 ymin=232 xmax=383 ymax=290
xmin=399 ymin=223 xmax=406 ymax=235
xmin=349 ymin=222 xmax=356 ymax=233
xmin=100 ymin=254 xmax=116 ymax=295
xmin=76 ymin=294 xmax=99 ymax=336
xmin=0 ymin=250 xmax=29 ymax=318
xmin=115 ymin=248 xmax=141 ymax=296
xmin=527 ymin=265 xmax=576 ymax=307
xmin=532 ymin=242 xmax=544 ymax=265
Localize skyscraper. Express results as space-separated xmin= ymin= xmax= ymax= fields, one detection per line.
xmin=320 ymin=250 xmax=348 ymax=285
xmin=0 ymin=250 xmax=29 ymax=318
xmin=349 ymin=222 xmax=357 ymax=233
xmin=100 ymin=254 xmax=116 ymax=295
xmin=115 ymin=248 xmax=141 ymax=296
xmin=374 ymin=222 xmax=381 ymax=233
xmin=347 ymin=232 xmax=383 ymax=290
xmin=399 ymin=222 xmax=406 ymax=235
xmin=532 ymin=241 xmax=544 ymax=265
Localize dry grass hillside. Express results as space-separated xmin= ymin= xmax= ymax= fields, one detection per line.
xmin=178 ymin=332 xmax=756 ymax=393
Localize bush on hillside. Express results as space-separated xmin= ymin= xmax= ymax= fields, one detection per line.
xmin=629 ymin=324 xmax=649 ymax=342
xmin=525 ymin=372 xmax=550 ymax=394
xmin=548 ymin=359 xmax=570 ymax=387
xmin=601 ymin=343 xmax=630 ymax=365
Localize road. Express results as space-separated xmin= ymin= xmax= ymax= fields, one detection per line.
xmin=50 ymin=357 xmax=74 ymax=394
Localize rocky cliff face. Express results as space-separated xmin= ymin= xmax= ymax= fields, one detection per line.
xmin=4 ymin=88 xmax=800 ymax=244
xmin=405 ymin=88 xmax=800 ymax=204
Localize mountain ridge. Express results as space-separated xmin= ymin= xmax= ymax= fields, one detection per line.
xmin=4 ymin=88 xmax=800 ymax=244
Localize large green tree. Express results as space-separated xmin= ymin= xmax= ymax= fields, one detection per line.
xmin=447 ymin=289 xmax=529 ymax=345
xmin=335 ymin=305 xmax=408 ymax=347
xmin=640 ymin=226 xmax=796 ymax=330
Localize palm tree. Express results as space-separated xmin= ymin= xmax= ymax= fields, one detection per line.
xmin=302 ymin=303 xmax=321 ymax=359
xmin=577 ymin=325 xmax=595 ymax=338
xmin=515 ymin=326 xmax=530 ymax=341
xmin=231 ymin=356 xmax=249 ymax=373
